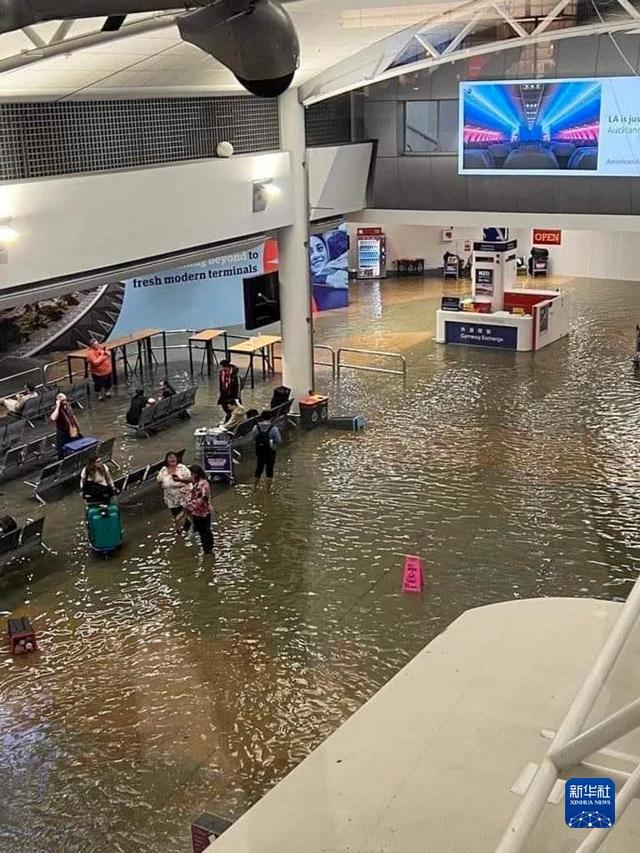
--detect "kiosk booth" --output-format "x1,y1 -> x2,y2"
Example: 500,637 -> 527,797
435,239 -> 569,352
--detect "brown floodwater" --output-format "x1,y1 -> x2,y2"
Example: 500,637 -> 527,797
1,275 -> 639,852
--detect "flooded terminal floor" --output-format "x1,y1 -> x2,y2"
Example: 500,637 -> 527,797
1,275 -> 640,853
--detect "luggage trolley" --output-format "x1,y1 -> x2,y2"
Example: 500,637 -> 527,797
197,428 -> 239,485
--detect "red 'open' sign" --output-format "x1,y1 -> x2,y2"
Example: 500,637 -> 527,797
532,229 -> 562,245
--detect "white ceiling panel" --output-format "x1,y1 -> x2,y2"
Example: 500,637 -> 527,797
0,0 -> 448,99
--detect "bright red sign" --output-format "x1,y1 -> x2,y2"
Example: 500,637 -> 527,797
532,229 -> 562,245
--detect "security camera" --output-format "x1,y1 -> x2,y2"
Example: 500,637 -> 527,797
178,0 -> 299,98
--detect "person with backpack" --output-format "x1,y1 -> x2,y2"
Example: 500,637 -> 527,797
252,410 -> 282,492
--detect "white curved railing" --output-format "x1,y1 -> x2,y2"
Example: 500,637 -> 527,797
497,576 -> 640,852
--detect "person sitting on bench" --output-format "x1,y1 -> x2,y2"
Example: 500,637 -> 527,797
222,399 -> 247,433
1,383 -> 37,414
160,379 -> 176,399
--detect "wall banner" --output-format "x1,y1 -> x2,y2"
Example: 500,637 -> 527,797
109,241 -> 278,338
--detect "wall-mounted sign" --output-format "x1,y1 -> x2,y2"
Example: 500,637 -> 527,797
533,229 -> 562,245
463,240 -> 472,253
445,321 -> 518,349
442,228 -> 454,242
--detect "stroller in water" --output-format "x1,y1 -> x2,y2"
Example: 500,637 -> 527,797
201,429 -> 240,485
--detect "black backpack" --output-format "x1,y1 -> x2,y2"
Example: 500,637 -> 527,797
255,424 -> 274,451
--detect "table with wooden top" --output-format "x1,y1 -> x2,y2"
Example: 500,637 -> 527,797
66,328 -> 168,385
188,329 -> 229,376
228,334 -> 282,389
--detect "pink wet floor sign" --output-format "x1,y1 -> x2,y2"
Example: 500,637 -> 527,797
402,555 -> 424,593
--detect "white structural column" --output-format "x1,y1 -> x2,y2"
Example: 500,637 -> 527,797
278,87 -> 314,403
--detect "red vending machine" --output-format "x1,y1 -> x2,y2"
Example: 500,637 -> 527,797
356,227 -> 387,279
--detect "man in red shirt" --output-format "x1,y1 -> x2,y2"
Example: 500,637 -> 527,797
87,339 -> 113,401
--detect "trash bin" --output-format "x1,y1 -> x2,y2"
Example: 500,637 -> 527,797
299,394 -> 329,431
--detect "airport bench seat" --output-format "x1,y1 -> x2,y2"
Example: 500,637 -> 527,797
129,389 -> 197,437
24,436 -> 118,504
8,387 -> 58,427
0,420 -> 27,455
0,432 -> 58,482
0,516 -> 47,574
113,450 -> 186,504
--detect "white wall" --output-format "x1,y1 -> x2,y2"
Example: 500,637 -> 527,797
0,151 -> 293,289
307,143 -> 373,222
348,210 -> 640,282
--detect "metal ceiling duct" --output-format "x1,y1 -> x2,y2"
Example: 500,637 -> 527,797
0,0 -> 300,97
178,0 -> 299,97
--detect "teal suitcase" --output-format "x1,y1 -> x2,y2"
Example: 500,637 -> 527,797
86,503 -> 122,555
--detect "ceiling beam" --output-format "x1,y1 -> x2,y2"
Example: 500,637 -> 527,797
0,13 -> 177,75
616,0 -> 640,20
21,25 -> 46,49
414,33 -> 440,58
441,12 -> 484,55
492,3 -> 528,38
50,19 -> 75,44
301,18 -> 637,105
532,0 -> 572,35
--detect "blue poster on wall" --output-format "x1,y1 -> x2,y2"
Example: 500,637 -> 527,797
109,243 -> 271,338
310,222 -> 349,312
445,321 -> 518,349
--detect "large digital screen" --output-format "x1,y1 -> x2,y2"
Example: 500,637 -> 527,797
459,77 -> 640,176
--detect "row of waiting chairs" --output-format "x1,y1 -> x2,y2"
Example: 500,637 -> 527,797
7,382 -> 88,428
130,388 -> 197,437
0,420 -> 27,455
113,450 -> 186,503
0,432 -> 58,482
0,517 -> 46,572
25,436 -> 118,504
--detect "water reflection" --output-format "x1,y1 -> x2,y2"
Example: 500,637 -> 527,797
1,276 -> 639,852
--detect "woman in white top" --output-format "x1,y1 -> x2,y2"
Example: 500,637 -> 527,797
80,455 -> 115,504
156,451 -> 192,528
